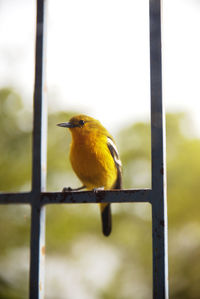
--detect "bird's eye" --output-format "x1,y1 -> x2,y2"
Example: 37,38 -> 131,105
79,120 -> 85,126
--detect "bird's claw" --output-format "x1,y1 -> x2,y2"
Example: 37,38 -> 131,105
93,186 -> 105,193
62,186 -> 86,192
62,187 -> 72,192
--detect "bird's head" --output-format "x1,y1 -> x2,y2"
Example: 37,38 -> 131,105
57,114 -> 107,137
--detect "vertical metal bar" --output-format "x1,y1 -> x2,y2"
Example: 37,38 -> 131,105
32,0 -> 47,193
30,206 -> 46,299
30,0 -> 47,298
150,0 -> 169,298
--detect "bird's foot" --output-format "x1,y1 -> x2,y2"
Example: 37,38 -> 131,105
93,186 -> 105,192
62,187 -> 72,192
62,186 -> 86,192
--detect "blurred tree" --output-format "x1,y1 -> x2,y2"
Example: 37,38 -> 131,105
0,88 -> 31,192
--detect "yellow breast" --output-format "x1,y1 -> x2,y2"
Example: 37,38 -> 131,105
69,133 -> 117,189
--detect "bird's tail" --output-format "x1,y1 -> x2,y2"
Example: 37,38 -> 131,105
100,203 -> 112,236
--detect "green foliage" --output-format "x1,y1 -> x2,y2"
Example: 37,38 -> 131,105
0,88 -> 200,298
0,88 -> 32,192
118,121 -> 151,189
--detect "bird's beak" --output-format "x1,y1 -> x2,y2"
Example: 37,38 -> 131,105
57,122 -> 75,128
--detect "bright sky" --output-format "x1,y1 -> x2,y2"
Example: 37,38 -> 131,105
0,0 -> 200,135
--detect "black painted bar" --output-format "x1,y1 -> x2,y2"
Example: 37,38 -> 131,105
150,0 -> 169,298
29,0 -> 47,298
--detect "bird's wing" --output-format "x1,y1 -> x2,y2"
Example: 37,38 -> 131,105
107,137 -> 122,189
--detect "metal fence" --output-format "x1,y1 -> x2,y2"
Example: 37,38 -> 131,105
0,0 -> 168,298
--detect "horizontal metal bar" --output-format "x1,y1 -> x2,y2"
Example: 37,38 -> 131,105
0,189 -> 153,205
40,189 -> 153,205
0,192 -> 32,204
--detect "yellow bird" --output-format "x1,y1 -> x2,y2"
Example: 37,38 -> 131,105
57,114 -> 122,236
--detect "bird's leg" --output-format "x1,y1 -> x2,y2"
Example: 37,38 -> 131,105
62,185 -> 86,192
93,186 -> 105,192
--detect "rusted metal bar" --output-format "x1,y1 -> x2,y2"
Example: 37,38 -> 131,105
29,0 -> 47,298
30,205 -> 46,299
150,0 -> 169,298
40,189 -> 153,205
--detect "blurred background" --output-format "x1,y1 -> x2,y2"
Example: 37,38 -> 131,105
0,0 -> 200,298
